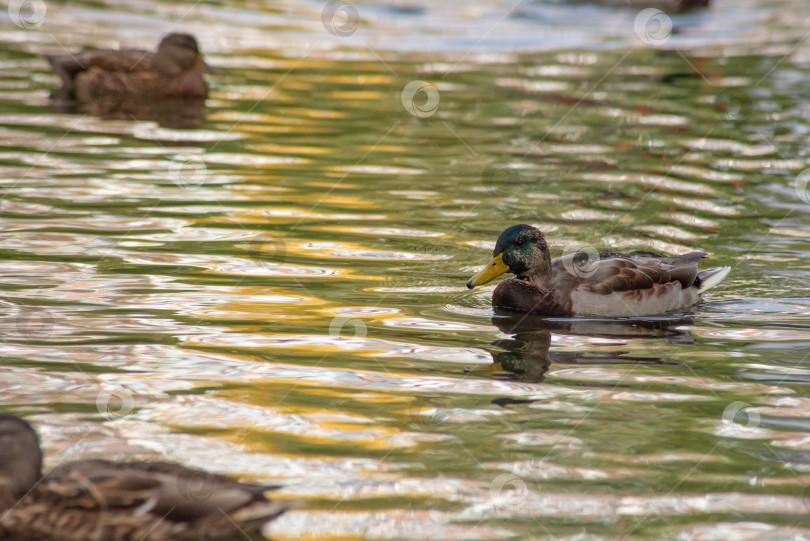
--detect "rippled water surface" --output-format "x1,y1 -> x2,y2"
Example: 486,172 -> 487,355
3,0 -> 810,538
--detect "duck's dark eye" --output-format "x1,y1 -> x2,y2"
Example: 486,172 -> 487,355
515,238 -> 525,247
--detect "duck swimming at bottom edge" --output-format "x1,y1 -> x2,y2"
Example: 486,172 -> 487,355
0,414 -> 292,541
467,224 -> 730,317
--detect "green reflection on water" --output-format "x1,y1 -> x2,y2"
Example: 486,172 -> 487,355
1,3 -> 810,539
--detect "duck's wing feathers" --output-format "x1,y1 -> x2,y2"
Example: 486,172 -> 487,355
590,251 -> 705,293
4,459 -> 289,541
40,459 -> 288,523
38,459 -> 159,510
553,251 -> 706,293
45,49 -> 157,87
77,49 -> 158,73
551,251 -> 709,317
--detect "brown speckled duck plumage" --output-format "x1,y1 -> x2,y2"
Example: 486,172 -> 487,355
45,33 -> 217,105
0,414 -> 291,541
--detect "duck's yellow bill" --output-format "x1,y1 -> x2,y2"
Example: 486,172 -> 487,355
467,253 -> 510,289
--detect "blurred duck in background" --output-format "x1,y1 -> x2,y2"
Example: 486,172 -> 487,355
0,414 -> 292,541
44,33 -> 219,127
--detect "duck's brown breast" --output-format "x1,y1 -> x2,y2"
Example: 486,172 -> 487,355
492,278 -> 571,317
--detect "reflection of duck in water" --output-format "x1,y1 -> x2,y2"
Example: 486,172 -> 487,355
488,327 -> 553,382
0,414 -> 291,540
467,225 -> 729,317
45,34 -> 218,127
481,312 -> 694,384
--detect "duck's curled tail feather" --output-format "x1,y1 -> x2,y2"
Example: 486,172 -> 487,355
695,266 -> 730,294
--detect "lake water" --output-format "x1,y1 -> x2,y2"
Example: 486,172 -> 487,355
2,0 -> 810,538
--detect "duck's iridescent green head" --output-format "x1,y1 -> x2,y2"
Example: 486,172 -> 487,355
467,224 -> 549,289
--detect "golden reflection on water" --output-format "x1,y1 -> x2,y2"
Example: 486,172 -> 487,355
2,0 -> 810,538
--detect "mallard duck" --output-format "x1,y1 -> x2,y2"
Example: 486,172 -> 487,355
45,33 -> 218,104
0,414 -> 291,541
466,224 -> 729,317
